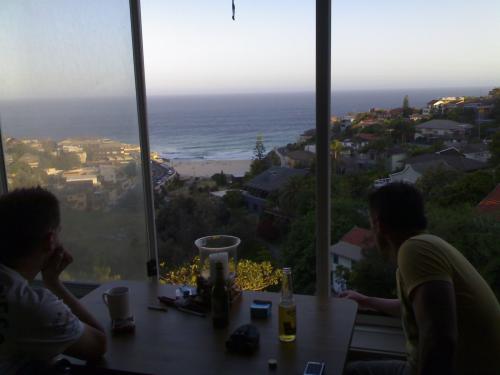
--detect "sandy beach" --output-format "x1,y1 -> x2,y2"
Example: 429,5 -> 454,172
171,159 -> 252,178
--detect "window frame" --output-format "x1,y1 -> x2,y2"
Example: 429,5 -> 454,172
315,0 -> 332,297
0,123 -> 7,195
130,0 -> 159,281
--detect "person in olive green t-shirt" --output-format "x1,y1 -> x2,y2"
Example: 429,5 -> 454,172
342,183 -> 500,375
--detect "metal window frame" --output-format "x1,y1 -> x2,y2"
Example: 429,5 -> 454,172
0,120 -> 8,195
315,0 -> 332,297
130,0 -> 159,280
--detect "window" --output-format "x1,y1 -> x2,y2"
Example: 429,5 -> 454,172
0,0 -> 150,282
141,1 -> 317,293
329,0 -> 500,300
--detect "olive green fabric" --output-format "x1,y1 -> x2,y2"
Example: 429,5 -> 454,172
396,234 -> 500,375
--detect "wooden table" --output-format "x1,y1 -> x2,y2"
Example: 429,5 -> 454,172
80,281 -> 357,375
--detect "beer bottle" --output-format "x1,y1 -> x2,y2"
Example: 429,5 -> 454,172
279,267 -> 296,342
211,261 -> 229,329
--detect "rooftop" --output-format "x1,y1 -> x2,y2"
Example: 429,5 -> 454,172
245,166 -> 308,194
341,226 -> 375,249
285,150 -> 315,162
416,119 -> 473,131
405,153 -> 487,174
477,184 -> 500,217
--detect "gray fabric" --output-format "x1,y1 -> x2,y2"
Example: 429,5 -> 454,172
344,360 -> 411,375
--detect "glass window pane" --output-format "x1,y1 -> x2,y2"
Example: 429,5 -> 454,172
330,1 -> 500,299
0,0 -> 149,281
142,1 -> 317,294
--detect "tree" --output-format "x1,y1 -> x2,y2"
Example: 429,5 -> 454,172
489,131 -> 500,166
347,249 -> 397,298
388,118 -> 414,144
247,136 -> 269,178
402,95 -> 411,118
427,205 -> 500,299
330,140 -> 343,161
211,170 -> 227,187
281,210 -> 316,294
253,135 -> 266,161
489,88 -> 500,123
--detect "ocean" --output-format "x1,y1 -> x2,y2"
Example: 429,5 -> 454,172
0,87 -> 491,160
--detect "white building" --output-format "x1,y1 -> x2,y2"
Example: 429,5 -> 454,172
415,119 -> 473,141
330,227 -> 374,293
99,164 -> 118,183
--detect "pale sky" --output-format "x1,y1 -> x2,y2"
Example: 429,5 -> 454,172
1,0 -> 500,99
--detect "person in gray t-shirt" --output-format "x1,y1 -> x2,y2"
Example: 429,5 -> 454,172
0,187 -> 106,374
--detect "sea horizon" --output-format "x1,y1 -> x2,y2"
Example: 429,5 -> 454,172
0,86 -> 495,161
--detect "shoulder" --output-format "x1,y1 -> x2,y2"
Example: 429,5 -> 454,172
10,283 -> 70,325
398,234 -> 450,265
398,234 -> 453,297
16,287 -> 83,347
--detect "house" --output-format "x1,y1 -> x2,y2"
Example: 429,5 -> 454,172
427,97 -> 465,114
284,150 -> 315,168
389,153 -> 487,184
18,153 -> 40,169
460,143 -> 491,163
61,145 -> 87,163
304,144 -> 316,154
44,168 -> 63,176
330,227 -> 374,292
414,119 -> 473,142
298,128 -> 316,143
99,164 -> 118,183
385,146 -> 408,172
438,143 -> 491,163
463,100 -> 495,124
477,184 -> 500,220
356,133 -> 381,143
340,115 -> 354,132
5,154 -> 13,165
409,113 -> 426,122
63,168 -> 100,186
244,167 -> 308,212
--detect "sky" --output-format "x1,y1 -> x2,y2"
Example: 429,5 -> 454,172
1,0 -> 500,99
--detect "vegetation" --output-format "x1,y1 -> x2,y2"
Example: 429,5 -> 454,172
402,95 -> 411,118
160,256 -> 282,291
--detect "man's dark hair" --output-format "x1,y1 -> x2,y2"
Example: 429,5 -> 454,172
369,182 -> 427,233
0,187 -> 60,266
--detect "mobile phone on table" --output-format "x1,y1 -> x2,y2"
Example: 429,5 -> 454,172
303,361 -> 325,375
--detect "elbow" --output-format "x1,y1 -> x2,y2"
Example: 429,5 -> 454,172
95,331 -> 107,358
86,331 -> 107,363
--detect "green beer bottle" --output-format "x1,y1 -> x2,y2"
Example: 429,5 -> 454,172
212,261 -> 229,329
279,267 -> 296,342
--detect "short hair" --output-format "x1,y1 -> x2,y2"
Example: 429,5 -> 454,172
368,182 -> 427,233
0,187 -> 60,265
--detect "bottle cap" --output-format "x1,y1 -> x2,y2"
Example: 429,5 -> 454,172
268,359 -> 277,370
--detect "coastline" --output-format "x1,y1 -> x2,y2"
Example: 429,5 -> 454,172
170,159 -> 251,178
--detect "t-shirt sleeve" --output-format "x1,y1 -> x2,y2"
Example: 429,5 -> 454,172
398,238 -> 453,298
16,288 -> 84,360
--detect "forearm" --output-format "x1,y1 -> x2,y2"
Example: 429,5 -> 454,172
45,281 -> 104,333
365,297 -> 401,317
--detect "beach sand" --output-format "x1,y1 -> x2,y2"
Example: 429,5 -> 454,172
171,159 -> 251,178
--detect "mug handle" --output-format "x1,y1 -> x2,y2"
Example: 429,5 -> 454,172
102,292 -> 109,306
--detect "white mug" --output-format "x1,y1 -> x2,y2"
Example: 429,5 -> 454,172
102,286 -> 131,320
